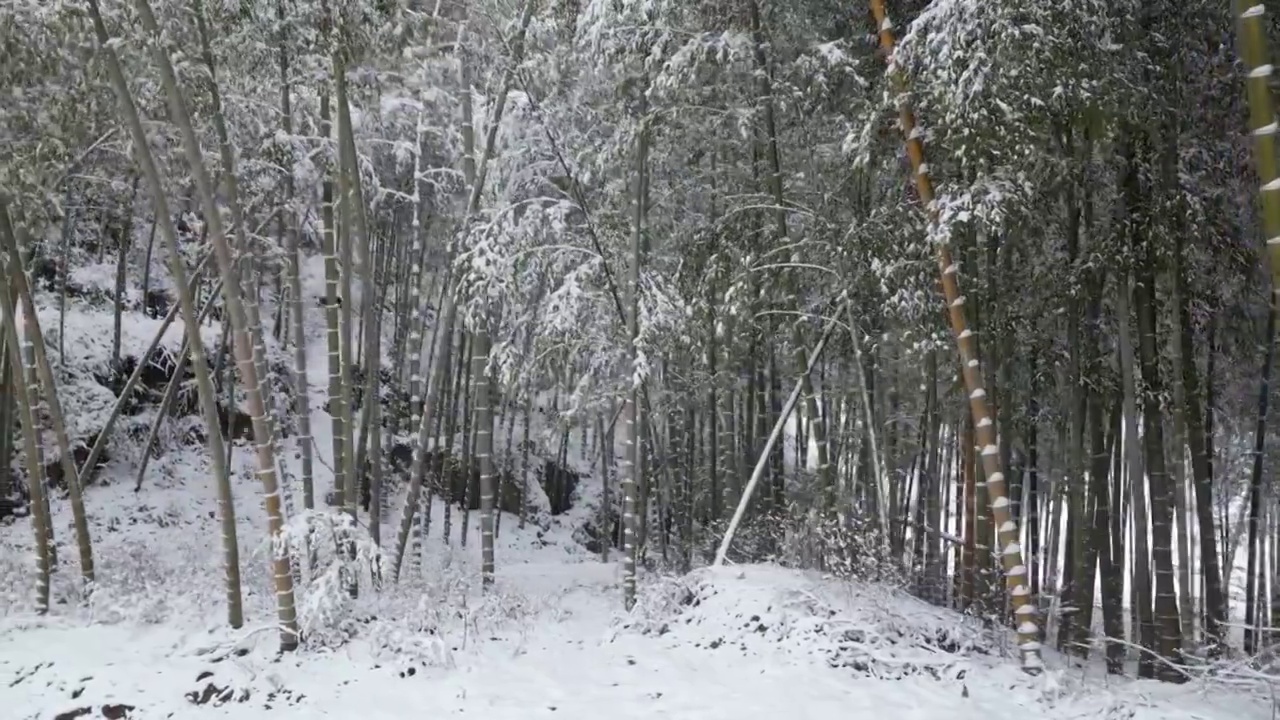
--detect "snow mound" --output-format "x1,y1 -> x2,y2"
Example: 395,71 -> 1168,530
623,564 -> 994,681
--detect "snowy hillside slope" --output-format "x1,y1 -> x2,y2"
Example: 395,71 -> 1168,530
1,254 -> 1275,720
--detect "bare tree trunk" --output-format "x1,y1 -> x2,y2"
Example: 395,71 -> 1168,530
0,274 -> 51,613
1237,0 -> 1280,653
405,112 -> 433,432
105,0 -> 298,647
111,177 -> 140,374
192,0 -> 284,489
1245,298 -> 1275,653
0,202 -> 96,587
1098,403 -> 1126,674
850,324 -> 889,542
277,0 -> 315,511
1172,230 -> 1225,652
334,52 -> 360,546
621,108 -> 648,610
1117,263 -> 1153,675
1132,197 -> 1184,678
0,343 -> 12,503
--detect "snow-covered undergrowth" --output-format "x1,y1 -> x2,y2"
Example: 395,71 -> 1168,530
0,458 -> 605,719
622,565 -> 992,681
3,486 -> 1276,720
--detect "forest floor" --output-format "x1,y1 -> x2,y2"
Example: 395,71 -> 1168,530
2,256 -> 1276,719
0,469 -> 1273,720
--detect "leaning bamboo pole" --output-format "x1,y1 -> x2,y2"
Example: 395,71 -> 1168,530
866,0 -> 1042,672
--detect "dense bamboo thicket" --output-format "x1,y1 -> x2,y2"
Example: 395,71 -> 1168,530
3,0 -> 1280,680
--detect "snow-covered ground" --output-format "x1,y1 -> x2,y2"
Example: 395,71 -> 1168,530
3,464 -> 1273,720
4,556 -> 1272,720
3,256 -> 1277,720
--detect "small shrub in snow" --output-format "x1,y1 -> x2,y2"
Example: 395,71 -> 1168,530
365,606 -> 455,670
275,509 -> 384,650
0,547 -> 33,616
1181,648 -> 1280,701
618,574 -> 696,636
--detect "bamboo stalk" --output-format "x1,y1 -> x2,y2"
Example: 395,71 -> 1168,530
867,0 -> 1042,672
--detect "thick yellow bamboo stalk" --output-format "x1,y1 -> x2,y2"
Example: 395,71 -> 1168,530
1238,4 -> 1280,284
867,0 -> 1042,672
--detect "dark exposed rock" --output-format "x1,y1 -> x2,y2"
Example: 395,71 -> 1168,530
51,702 -> 135,720
143,289 -> 172,319
96,347 -> 185,416
215,404 -> 256,442
579,510 -> 622,555
31,256 -> 60,291
44,437 -> 108,488
186,682 -> 234,706
101,704 -> 135,719
537,459 -> 578,515
0,488 -> 29,521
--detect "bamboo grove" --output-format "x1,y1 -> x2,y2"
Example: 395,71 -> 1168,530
2,0 -> 1280,683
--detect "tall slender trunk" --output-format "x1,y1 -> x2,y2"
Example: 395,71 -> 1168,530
1245,298 -> 1276,653
334,54 -> 360,543
192,0 -> 283,490
1026,351 -> 1040,601
923,350 -> 942,593
1070,273 -> 1109,657
849,325 -> 889,542
277,0 -> 315,511
112,0 -> 298,647
0,274 -> 51,613
1107,394 -> 1128,669
1167,317 -> 1195,648
1171,234 -> 1226,651
0,342 -> 12,503
83,4 -> 254,627
708,301 -> 720,522
111,178 -> 139,374
961,412 -> 976,609
405,111 -> 432,443
868,0 -> 1041,670
621,109 -> 648,610
1131,182 -> 1184,677
316,0 -> 346,521
1061,162 -> 1087,652
0,203 -> 96,587
1098,403 -> 1125,674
